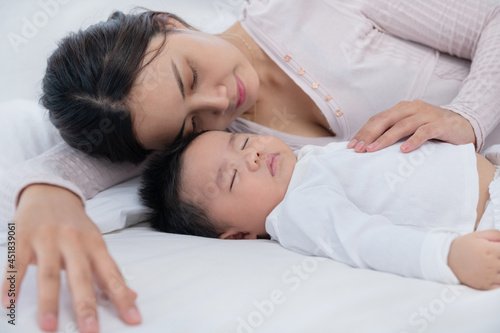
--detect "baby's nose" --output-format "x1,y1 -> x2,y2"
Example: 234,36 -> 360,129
245,149 -> 261,171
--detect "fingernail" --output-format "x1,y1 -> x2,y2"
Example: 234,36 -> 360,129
125,307 -> 142,324
81,315 -> 98,333
354,141 -> 365,152
347,139 -> 357,149
401,142 -> 411,152
366,142 -> 378,151
40,313 -> 58,332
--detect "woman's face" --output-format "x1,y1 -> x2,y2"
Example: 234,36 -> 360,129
129,28 -> 259,150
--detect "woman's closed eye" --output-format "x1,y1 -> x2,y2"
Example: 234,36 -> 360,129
190,64 -> 198,90
191,117 -> 198,133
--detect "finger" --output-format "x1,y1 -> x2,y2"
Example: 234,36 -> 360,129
348,114 -> 399,151
90,245 -> 141,326
2,242 -> 31,308
477,229 -> 500,243
365,115 -> 426,152
62,241 -> 100,333
400,123 -> 442,153
2,266 -> 27,308
94,281 -> 137,302
93,260 -> 141,325
349,103 -> 413,151
36,248 -> 61,332
489,266 -> 500,289
129,288 -> 138,300
492,242 -> 500,261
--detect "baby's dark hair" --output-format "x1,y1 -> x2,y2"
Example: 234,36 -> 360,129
139,131 -> 222,238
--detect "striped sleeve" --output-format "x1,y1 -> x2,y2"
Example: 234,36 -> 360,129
361,0 -> 500,150
0,142 -> 141,227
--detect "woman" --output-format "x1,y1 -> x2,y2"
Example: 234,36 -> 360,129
2,0 -> 500,332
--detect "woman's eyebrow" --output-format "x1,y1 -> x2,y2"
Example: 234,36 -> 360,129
171,60 -> 185,100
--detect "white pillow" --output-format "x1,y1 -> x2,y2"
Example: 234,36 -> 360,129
0,99 -> 62,170
0,99 -> 147,235
85,176 -> 148,234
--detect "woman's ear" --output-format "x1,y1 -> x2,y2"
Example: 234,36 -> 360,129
219,231 -> 252,240
154,14 -> 186,29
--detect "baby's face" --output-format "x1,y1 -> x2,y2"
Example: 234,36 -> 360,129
181,131 -> 297,239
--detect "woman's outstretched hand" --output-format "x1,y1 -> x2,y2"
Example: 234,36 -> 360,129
347,100 -> 476,153
1,184 -> 141,333
448,230 -> 500,290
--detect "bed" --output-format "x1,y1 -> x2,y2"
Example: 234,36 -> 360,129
1,1 -> 500,332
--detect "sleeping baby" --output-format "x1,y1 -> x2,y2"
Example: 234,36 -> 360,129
139,130 -> 500,290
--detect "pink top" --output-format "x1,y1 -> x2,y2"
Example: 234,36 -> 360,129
1,0 -> 500,225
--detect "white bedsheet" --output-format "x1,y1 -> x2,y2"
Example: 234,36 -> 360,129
1,0 -> 500,332
2,222 -> 500,333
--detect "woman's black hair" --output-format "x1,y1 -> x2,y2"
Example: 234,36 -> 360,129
41,9 -> 194,164
139,131 -> 222,238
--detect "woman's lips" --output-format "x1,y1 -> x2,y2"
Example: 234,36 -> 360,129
235,74 -> 246,109
266,154 -> 279,176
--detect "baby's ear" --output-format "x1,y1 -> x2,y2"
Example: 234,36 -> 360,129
154,14 -> 187,29
219,231 -> 249,240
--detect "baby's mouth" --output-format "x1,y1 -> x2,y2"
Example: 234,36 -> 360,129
266,154 -> 279,176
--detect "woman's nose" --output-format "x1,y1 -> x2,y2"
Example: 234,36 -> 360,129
192,84 -> 229,115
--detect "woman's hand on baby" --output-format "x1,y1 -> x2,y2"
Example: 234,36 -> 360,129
448,230 -> 500,290
347,100 -> 476,153
1,184 -> 141,333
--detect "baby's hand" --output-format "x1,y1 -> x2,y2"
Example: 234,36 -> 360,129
448,230 -> 500,290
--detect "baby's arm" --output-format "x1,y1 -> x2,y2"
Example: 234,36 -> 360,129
270,186 -> 460,284
448,230 -> 500,290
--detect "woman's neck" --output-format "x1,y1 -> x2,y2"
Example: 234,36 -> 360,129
222,22 -> 268,72
221,22 -> 289,120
